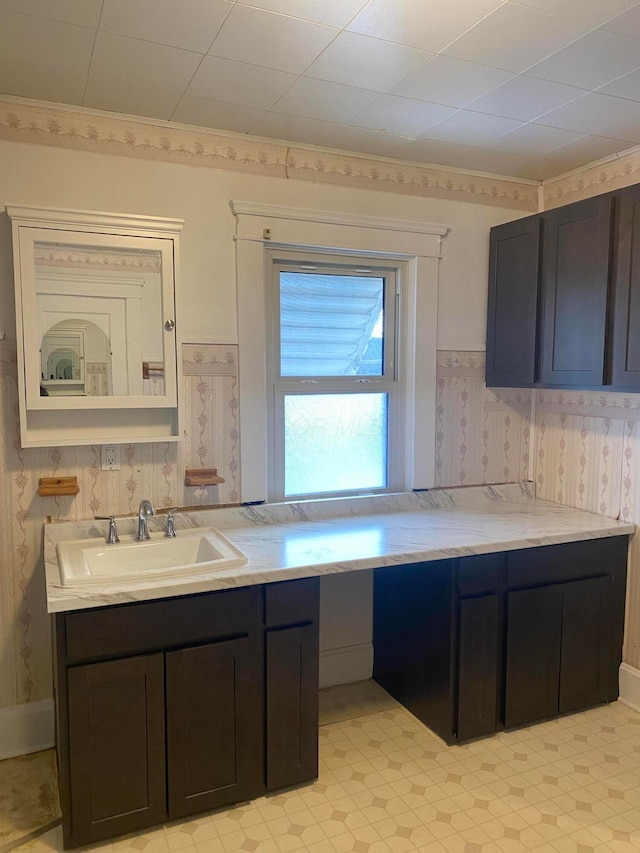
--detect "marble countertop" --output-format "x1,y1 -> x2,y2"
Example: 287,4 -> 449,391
44,483 -> 635,613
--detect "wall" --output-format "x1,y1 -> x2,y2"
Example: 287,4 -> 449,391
0,116 -> 532,750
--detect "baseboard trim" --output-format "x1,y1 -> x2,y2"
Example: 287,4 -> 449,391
0,699 -> 55,760
319,643 -> 373,688
618,663 -> 640,713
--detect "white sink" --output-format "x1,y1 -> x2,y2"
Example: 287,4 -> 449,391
57,527 -> 248,586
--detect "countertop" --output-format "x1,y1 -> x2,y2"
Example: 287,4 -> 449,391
44,483 -> 635,614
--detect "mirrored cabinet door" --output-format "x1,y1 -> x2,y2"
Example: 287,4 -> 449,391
7,206 -> 183,447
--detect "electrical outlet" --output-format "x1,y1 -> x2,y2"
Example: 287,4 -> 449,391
101,445 -> 120,471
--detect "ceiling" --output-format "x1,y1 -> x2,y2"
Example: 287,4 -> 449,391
4,0 -> 640,182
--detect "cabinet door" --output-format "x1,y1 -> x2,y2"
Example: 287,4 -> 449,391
559,576 -> 609,713
457,594 -> 499,741
67,654 -> 166,846
486,215 -> 540,387
540,195 -> 613,386
504,585 -> 563,728
166,637 -> 263,819
266,623 -> 319,790
612,184 -> 640,387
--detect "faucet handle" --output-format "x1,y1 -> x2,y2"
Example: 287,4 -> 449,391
95,515 -> 120,544
165,507 -> 178,538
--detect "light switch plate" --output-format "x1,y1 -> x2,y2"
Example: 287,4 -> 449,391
101,445 -> 120,471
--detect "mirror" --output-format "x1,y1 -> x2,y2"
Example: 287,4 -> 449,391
7,205 -> 183,448
34,241 -> 165,398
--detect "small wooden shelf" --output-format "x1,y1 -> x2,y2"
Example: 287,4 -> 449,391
184,468 -> 225,487
38,476 -> 79,497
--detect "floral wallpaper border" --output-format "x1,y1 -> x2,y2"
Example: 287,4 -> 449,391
543,146 -> 640,209
0,97 -> 537,211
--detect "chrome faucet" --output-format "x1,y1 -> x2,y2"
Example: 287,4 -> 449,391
164,508 -> 178,538
95,514 -> 120,544
136,499 -> 155,541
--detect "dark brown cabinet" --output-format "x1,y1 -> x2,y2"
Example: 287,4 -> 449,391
373,536 -> 627,744
486,215 -> 540,387
166,637 -> 262,819
612,184 -> 640,388
485,185 -> 640,390
66,654 -> 167,844
55,580 -> 319,849
540,195 -> 613,386
264,578 -> 320,791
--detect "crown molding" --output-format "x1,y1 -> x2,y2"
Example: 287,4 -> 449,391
0,97 -> 537,211
230,201 -> 450,236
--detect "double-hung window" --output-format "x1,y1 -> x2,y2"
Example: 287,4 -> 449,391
267,250 -> 403,501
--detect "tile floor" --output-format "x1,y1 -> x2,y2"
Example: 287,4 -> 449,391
11,681 -> 640,853
0,749 -> 59,853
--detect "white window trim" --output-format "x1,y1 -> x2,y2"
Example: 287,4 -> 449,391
231,201 -> 449,504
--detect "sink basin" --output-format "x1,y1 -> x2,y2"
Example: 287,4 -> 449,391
57,526 -> 248,586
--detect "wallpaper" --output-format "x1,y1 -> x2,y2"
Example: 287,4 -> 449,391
3,341 -> 640,712
0,340 -> 238,710
434,351 -> 531,488
0,98 -> 537,211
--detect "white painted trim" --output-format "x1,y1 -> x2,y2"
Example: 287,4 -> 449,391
230,201 -> 450,237
233,204 -> 443,502
0,699 -> 55,760
619,663 -> 640,713
6,204 -> 184,235
319,643 -> 373,689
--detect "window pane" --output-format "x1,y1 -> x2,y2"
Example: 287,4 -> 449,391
280,272 -> 384,377
284,393 -> 388,497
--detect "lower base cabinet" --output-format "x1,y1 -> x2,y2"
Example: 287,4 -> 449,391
374,536 -> 628,744
55,579 -> 319,849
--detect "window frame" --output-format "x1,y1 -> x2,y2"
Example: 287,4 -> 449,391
266,250 -> 405,502
232,200 -> 447,504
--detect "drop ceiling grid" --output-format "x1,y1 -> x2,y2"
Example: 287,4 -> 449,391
2,0 -> 640,180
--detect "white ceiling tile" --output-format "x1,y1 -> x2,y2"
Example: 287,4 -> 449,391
468,76 -> 584,121
187,57 -> 296,110
0,0 -> 101,28
349,94 -> 458,137
423,110 -> 523,145
99,0 -> 233,53
272,78 -> 380,123
0,57 -> 86,104
544,134 -> 637,163
603,4 -> 640,38
391,56 -> 514,108
84,81 -> 182,120
534,92 -> 640,135
527,29 -> 640,89
171,95 -> 266,132
443,4 -> 590,72
512,154 -> 581,180
250,112 -> 342,145
346,0 -> 505,53
597,117 -> 640,144
88,32 -> 202,96
208,5 -> 338,75
513,0 -> 640,27
598,68 -> 640,101
305,32 -> 431,92
492,123 -> 584,155
393,137 -> 532,176
0,10 -> 94,75
234,0 -> 369,28
323,126 -> 412,157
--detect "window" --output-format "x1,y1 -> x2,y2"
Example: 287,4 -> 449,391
267,251 -> 403,501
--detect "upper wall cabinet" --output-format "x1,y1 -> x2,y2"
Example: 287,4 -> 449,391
486,214 -> 540,387
539,195 -> 613,387
486,187 -> 640,391
7,206 -> 183,447
611,184 -> 640,388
